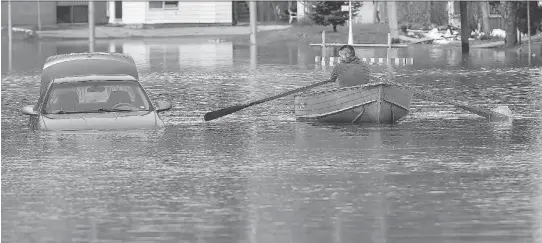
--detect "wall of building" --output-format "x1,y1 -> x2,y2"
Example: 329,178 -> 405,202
115,1 -> 147,24
145,2 -> 232,24
1,1 -> 57,27
115,1 -> 232,25
1,1 -> 108,27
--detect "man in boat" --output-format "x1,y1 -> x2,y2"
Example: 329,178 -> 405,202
329,45 -> 372,88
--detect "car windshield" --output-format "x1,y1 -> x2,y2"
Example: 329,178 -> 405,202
43,80 -> 151,114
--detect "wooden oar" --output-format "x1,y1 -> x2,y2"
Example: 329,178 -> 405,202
203,79 -> 334,121
381,77 -> 512,122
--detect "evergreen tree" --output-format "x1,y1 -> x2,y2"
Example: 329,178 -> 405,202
310,1 -> 362,32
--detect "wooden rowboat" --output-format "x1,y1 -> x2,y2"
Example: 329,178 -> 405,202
294,82 -> 413,124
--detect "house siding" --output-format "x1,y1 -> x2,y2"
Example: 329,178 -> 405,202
214,2 -> 233,23
144,2 -> 232,24
120,2 -> 147,24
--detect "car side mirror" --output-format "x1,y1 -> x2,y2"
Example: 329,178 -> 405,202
155,101 -> 172,112
21,105 -> 38,116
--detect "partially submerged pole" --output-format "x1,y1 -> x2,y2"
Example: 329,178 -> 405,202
348,0 -> 353,45
8,0 -> 13,72
88,0 -> 95,52
527,1 -> 532,64
322,30 -> 326,61
459,1 -> 469,53
37,0 -> 42,31
249,1 -> 257,46
250,44 -> 257,70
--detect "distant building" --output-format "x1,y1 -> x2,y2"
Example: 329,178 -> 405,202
1,1 -> 108,27
2,1 -> 235,28
107,1 -> 233,26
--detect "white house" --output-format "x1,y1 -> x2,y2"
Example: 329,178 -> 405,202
107,1 -> 232,25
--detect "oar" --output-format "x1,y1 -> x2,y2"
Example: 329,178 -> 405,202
203,79 -> 334,121
381,77 -> 512,122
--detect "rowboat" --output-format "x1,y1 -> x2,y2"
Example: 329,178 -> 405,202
294,82 -> 413,124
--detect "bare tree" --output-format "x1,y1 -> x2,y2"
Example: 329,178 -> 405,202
479,1 -> 491,34
490,1 -> 519,47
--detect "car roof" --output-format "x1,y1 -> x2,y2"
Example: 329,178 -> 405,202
40,52 -> 139,96
53,75 -> 138,84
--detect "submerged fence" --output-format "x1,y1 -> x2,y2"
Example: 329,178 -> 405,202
311,31 -> 414,66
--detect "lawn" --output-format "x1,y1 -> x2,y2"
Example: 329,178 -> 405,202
230,23 -> 391,46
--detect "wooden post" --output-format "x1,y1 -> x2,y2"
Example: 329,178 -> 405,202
8,0 -> 13,72
387,33 -> 391,48
348,0 -> 353,44
249,1 -> 257,46
37,0 -> 42,31
527,0 -> 532,64
459,1 -> 469,53
89,0 -> 95,52
321,31 -> 326,60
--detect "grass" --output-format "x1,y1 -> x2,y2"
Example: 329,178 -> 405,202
229,23 -> 391,45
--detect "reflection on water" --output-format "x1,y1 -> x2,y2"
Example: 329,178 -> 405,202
2,37 -> 542,243
2,38 -> 542,75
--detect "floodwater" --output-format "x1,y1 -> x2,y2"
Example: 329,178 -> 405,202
2,37 -> 542,243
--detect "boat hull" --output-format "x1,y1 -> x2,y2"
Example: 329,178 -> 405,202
294,82 -> 413,124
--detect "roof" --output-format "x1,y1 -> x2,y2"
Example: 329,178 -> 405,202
40,52 -> 139,95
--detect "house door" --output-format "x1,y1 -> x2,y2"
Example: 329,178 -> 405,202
114,1 -> 122,19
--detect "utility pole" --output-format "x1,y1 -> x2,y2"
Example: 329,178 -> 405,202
527,0 -> 532,64
89,0 -> 96,52
37,0 -> 42,31
459,1 -> 469,53
249,1 -> 257,46
8,0 -> 13,72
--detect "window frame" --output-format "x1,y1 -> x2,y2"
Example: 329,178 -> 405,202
148,1 -> 179,11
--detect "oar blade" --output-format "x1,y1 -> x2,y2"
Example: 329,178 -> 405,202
203,105 -> 248,121
454,104 -> 511,121
490,106 -> 513,122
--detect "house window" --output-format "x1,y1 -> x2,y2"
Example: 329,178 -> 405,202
149,1 -> 178,10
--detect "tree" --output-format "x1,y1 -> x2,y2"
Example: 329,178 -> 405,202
490,1 -> 542,47
310,1 -> 362,32
516,1 -> 542,35
480,1 -> 491,34
490,1 -> 519,47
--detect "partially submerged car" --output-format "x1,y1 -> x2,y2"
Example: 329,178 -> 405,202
21,52 -> 172,131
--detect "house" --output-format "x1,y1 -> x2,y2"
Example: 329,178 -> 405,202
107,1 -> 233,26
1,1 -> 108,27
2,1 -> 235,28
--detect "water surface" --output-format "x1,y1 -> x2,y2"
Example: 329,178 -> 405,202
2,38 -> 542,243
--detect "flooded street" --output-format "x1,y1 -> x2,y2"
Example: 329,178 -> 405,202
2,38 -> 542,243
